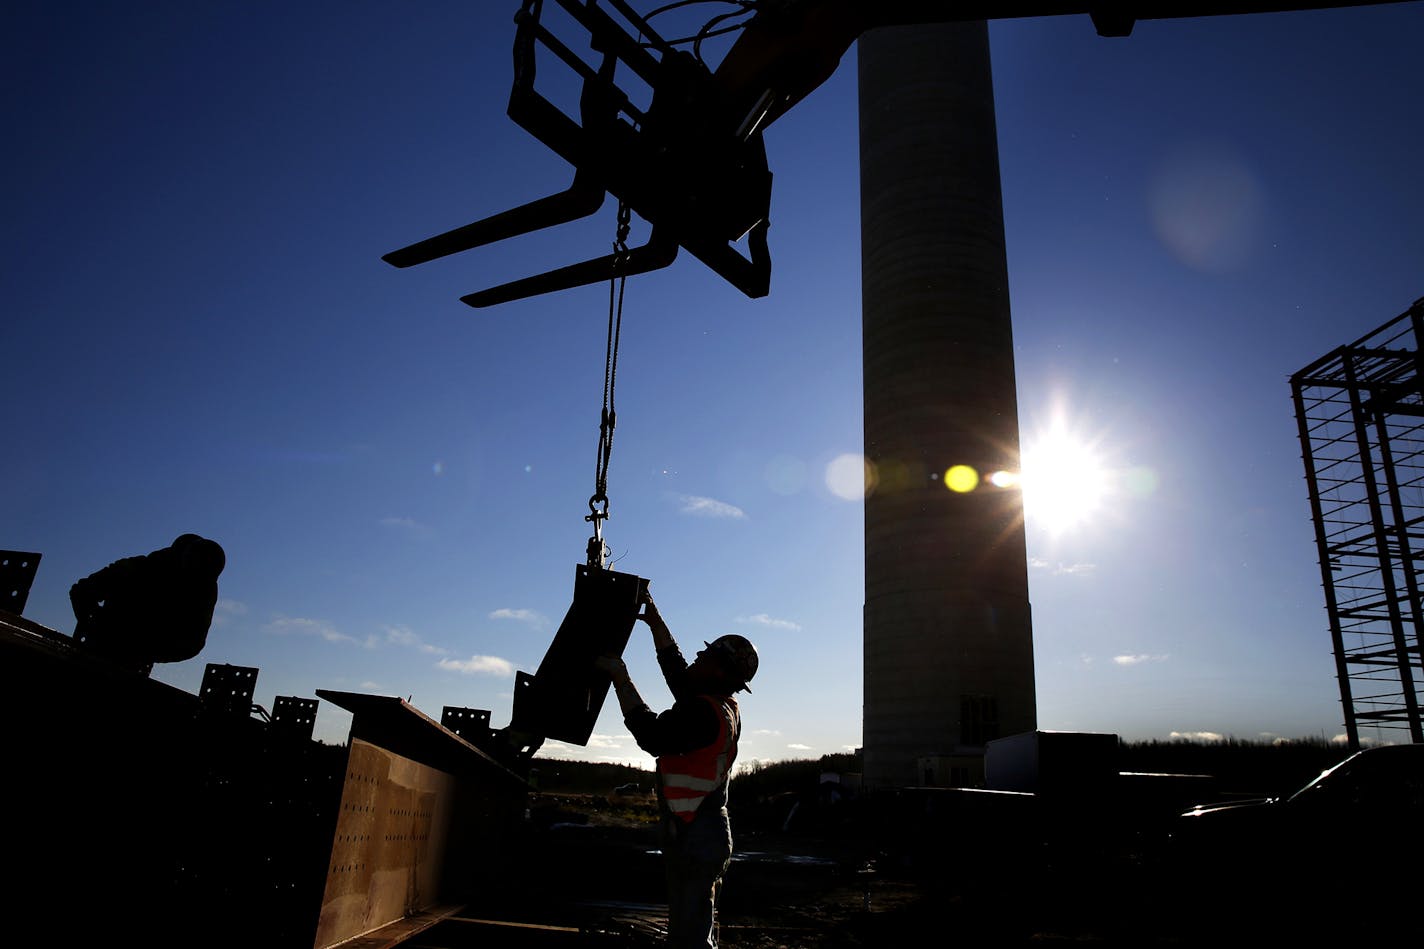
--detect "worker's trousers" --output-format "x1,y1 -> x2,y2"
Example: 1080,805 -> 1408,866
661,806 -> 733,948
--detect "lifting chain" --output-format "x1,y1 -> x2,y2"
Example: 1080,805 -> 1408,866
586,201 -> 632,567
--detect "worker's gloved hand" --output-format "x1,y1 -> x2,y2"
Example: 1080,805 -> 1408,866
638,590 -> 665,625
594,655 -> 629,684
637,589 -> 674,649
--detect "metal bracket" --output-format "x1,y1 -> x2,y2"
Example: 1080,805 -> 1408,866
199,663 -> 259,721
0,551 -> 41,616
270,695 -> 319,741
509,563 -> 647,745
440,706 -> 493,746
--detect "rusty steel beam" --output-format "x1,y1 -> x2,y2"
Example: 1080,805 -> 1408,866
312,691 -> 528,949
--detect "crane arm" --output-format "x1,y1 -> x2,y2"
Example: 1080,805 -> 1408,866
716,0 -> 1415,140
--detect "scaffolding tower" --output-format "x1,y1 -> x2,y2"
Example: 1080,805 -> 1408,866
1291,297 -> 1424,750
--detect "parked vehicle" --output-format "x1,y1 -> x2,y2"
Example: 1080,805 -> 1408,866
1167,743 -> 1422,941
1177,741 -> 1422,830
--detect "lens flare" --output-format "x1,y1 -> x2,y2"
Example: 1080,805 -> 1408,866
826,453 -> 876,500
944,465 -> 979,493
989,470 -> 1019,489
1148,142 -> 1263,273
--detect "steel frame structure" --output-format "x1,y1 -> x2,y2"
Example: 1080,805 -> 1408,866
1292,297 -> 1424,749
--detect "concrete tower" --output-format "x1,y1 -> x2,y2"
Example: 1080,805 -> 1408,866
859,22 -> 1036,788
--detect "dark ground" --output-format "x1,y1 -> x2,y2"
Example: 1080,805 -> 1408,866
451,778 -> 1411,949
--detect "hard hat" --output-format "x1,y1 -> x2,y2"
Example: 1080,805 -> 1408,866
704,634 -> 758,692
175,534 -> 226,575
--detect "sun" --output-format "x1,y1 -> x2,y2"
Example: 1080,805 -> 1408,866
1019,419 -> 1111,535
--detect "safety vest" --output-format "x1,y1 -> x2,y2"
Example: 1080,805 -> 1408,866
659,695 -> 740,823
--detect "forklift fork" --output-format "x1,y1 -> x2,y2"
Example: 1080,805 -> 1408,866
462,226 -> 678,308
382,169 -> 605,269
384,0 -> 772,307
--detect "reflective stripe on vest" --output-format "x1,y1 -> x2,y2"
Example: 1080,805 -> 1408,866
659,695 -> 740,823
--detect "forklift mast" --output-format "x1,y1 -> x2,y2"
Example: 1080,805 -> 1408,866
385,0 -> 773,307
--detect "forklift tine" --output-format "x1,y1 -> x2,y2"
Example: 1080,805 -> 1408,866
460,229 -> 678,308
382,172 -> 605,269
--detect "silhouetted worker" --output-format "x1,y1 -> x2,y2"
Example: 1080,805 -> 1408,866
70,533 -> 226,672
597,590 -> 758,949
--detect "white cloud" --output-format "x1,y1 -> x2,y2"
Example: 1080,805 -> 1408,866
1113,653 -> 1169,666
380,516 -> 420,529
736,757 -> 776,772
585,733 -> 632,750
1170,731 -> 1224,742
736,613 -> 801,631
1333,734 -> 1385,747
212,599 -> 247,626
384,625 -> 449,656
536,740 -> 649,768
438,654 -> 515,676
540,738 -> 625,755
1030,558 -> 1097,576
386,625 -> 418,646
490,608 -> 545,626
266,615 -> 355,644
677,494 -> 746,519
360,680 -> 381,690
535,741 -> 582,760
787,743 -> 812,751
752,729 -> 782,737
587,754 -> 649,765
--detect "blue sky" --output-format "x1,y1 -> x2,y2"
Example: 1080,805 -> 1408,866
4,2 -> 1421,764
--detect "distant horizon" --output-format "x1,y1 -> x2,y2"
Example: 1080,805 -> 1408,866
0,566 -> 1398,768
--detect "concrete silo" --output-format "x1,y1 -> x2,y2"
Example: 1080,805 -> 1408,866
859,21 -> 1036,788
